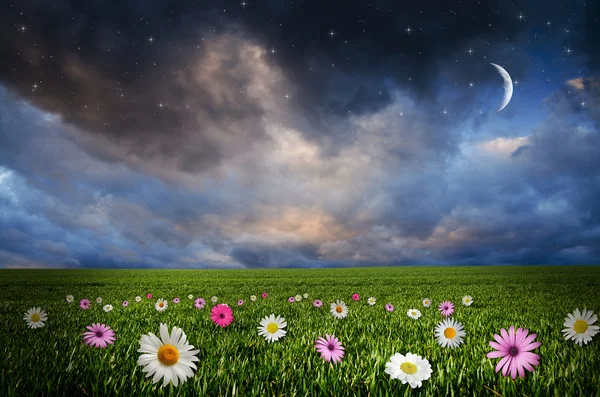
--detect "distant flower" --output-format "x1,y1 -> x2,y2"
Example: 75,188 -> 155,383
237,299 -> 244,306
330,300 -> 348,319
210,304 -> 234,327
95,297 -> 102,304
385,353 -> 432,389
80,299 -> 91,310
313,299 -> 323,308
187,294 -> 194,300
288,297 -> 295,303
262,292 -> 268,298
173,297 -> 180,304
137,323 -> 199,387
487,326 -> 540,379
258,314 -> 287,343
23,307 -> 47,329
367,297 -> 376,306
435,318 -> 466,348
122,301 -> 129,307
155,299 -> 168,312
407,309 -> 422,320
352,293 -> 360,301
146,293 -> 153,299
462,296 -> 473,306
303,293 -> 309,299
439,301 -> 454,317
250,295 -> 257,302
315,334 -> 345,363
211,296 -> 218,303
295,294 -> 302,302
135,296 -> 142,303
385,303 -> 394,312
194,297 -> 206,309
82,323 -> 115,348
66,295 -> 74,303
562,308 -> 599,346
422,298 -> 432,308
103,304 -> 113,313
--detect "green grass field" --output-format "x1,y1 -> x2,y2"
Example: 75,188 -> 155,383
1,266 -> 599,396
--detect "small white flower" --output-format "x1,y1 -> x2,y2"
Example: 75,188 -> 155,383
250,295 -> 257,302
407,309 -> 422,320
135,296 -> 142,302
384,352 -> 433,389
103,304 -> 113,312
435,318 -> 466,348
303,293 -> 309,299
257,314 -> 287,343
422,298 -> 432,308
66,295 -> 74,303
367,297 -> 376,306
562,308 -> 599,346
210,296 -> 218,303
462,295 -> 473,306
95,297 -> 102,304
188,294 -> 194,300
295,294 -> 302,302
330,300 -> 348,319
23,307 -> 47,329
155,298 -> 168,312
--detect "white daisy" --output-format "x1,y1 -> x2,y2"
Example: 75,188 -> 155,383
303,293 -> 309,299
135,296 -> 142,302
210,296 -> 218,303
187,294 -> 194,300
330,300 -> 348,319
407,309 -> 422,320
295,294 -> 302,302
435,318 -> 466,348
66,295 -> 74,303
462,295 -> 473,306
137,323 -> 199,387
257,314 -> 287,343
562,308 -> 599,346
95,297 -> 103,304
250,295 -> 257,302
103,304 -> 113,312
422,298 -> 432,308
367,297 -> 376,306
23,307 -> 47,329
384,352 -> 433,389
155,298 -> 168,312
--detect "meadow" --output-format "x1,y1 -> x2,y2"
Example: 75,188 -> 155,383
0,266 -> 599,397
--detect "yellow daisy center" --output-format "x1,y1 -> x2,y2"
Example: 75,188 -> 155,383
465,298 -> 470,302
411,311 -> 417,316
30,313 -> 41,322
336,306 -> 343,313
157,344 -> 179,366
425,300 -> 429,304
159,302 -> 164,307
444,327 -> 457,338
573,320 -> 589,334
266,323 -> 279,333
400,362 -> 417,374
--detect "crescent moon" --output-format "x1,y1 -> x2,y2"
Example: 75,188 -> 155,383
490,63 -> 513,112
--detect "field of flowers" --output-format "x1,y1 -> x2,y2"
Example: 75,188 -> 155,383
1,266 -> 599,396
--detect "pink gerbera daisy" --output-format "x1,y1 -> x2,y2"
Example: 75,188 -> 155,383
80,299 -> 91,310
122,300 -> 129,307
146,293 -> 152,299
262,292 -> 268,298
237,299 -> 244,306
194,297 -> 206,309
352,293 -> 360,301
82,323 -> 116,348
385,303 -> 394,312
288,297 -> 295,303
315,334 -> 345,363
313,299 -> 323,307
439,301 -> 455,317
210,304 -> 234,327
173,297 -> 180,304
487,326 -> 541,379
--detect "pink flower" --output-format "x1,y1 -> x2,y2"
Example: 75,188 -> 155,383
439,301 -> 455,317
210,304 -> 234,327
237,299 -> 244,306
262,292 -> 268,298
122,300 -> 129,307
315,334 -> 345,363
173,297 -> 180,304
313,299 -> 323,307
79,299 -> 91,310
194,297 -> 205,309
288,297 -> 295,303
352,294 -> 360,301
487,326 -> 541,379
82,323 -> 116,348
146,293 -> 152,299
385,303 -> 394,312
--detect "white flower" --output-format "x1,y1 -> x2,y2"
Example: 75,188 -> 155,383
330,300 -> 348,319
95,297 -> 102,304
23,307 -> 47,329
303,293 -> 309,299
103,304 -> 113,312
422,298 -> 432,308
210,296 -> 218,303
66,295 -> 74,303
294,294 -> 302,302
187,294 -> 194,300
250,295 -> 257,302
137,323 -> 199,387
462,295 -> 473,306
135,296 -> 142,302
435,318 -> 466,348
367,297 -> 376,306
562,308 -> 599,346
385,352 -> 433,389
155,298 -> 168,312
257,314 -> 287,343
407,309 -> 422,320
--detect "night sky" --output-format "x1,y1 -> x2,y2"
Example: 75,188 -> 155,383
1,0 -> 599,268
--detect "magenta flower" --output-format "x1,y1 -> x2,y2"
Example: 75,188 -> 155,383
210,304 -> 234,327
237,299 -> 244,306
439,301 -> 455,317
79,299 -> 91,310
194,297 -> 206,309
313,299 -> 323,307
288,297 -> 295,303
385,303 -> 394,312
82,323 -> 116,348
352,293 -> 360,301
262,292 -> 268,298
173,297 -> 180,304
122,300 -> 129,307
487,326 -> 541,379
146,293 -> 152,299
315,334 -> 345,363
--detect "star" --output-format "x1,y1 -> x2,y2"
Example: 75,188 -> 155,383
328,30 -> 336,38
546,20 -> 552,27
469,82 -> 474,87
442,109 -> 448,115
148,36 -> 155,43
19,25 -> 26,33
405,26 -> 412,34
565,46 -> 572,54
158,102 -> 164,108
270,48 -> 276,54
467,47 -> 474,55
517,12 -> 525,21
240,1 -> 248,7
581,101 -> 586,107
31,82 -> 38,92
